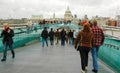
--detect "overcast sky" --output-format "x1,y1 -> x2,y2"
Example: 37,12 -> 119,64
0,0 -> 120,19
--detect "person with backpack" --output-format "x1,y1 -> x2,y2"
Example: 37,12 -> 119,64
60,29 -> 66,46
41,27 -> 48,48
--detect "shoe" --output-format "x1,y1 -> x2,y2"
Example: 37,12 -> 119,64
1,59 -> 6,62
92,69 -> 98,73
85,67 -> 87,71
81,69 -> 86,73
12,55 -> 15,59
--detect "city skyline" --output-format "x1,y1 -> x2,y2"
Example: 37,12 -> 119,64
0,0 -> 120,19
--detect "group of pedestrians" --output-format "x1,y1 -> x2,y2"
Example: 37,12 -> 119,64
41,27 -> 75,48
74,20 -> 104,73
0,21 -> 105,73
41,20 -> 104,73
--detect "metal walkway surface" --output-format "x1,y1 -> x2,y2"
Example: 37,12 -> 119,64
0,42 -> 115,73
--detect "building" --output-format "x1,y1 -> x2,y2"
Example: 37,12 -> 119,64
0,19 -> 28,25
108,20 -> 117,26
84,14 -> 88,20
116,15 -> 120,27
30,15 -> 43,23
53,13 -> 55,19
74,14 -> 77,19
117,20 -> 120,27
31,15 -> 43,20
92,16 -> 110,27
64,6 -> 73,21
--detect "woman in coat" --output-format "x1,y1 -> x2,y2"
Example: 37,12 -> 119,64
74,23 -> 94,73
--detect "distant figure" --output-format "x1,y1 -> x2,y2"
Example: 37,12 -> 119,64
41,27 -> 48,47
27,21 -> 33,33
55,29 -> 60,44
91,20 -> 105,73
68,30 -> 73,45
73,30 -> 79,44
74,23 -> 94,73
49,28 -> 54,45
60,29 -> 66,46
33,23 -> 38,32
65,31 -> 69,44
0,23 -> 15,62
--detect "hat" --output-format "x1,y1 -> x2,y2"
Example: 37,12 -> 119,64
82,20 -> 87,25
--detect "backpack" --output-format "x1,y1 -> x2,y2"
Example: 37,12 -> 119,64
41,30 -> 48,39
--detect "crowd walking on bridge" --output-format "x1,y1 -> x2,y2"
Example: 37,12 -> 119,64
0,20 -> 104,73
41,27 -> 75,47
40,20 -> 104,73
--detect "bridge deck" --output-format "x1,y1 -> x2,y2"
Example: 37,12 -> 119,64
0,42 -> 115,73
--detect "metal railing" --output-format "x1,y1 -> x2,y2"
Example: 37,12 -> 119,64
99,36 -> 120,73
0,23 -> 119,72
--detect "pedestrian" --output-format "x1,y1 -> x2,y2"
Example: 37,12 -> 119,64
74,23 -> 94,73
60,29 -> 66,46
33,23 -> 38,32
41,27 -> 48,47
65,31 -> 68,44
0,23 -> 15,62
68,30 -> 73,45
91,20 -> 105,73
55,29 -> 60,45
49,28 -> 54,45
73,30 -> 78,44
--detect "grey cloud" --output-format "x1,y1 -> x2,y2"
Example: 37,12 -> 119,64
0,0 -> 120,19
64,0 -> 115,7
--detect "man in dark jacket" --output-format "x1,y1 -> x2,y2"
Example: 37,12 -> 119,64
49,28 -> 54,45
41,27 -> 48,47
60,29 -> 66,46
68,30 -> 73,45
0,23 -> 15,62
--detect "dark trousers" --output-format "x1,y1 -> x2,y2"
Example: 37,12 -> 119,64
79,46 -> 91,70
61,38 -> 65,46
50,39 -> 54,45
2,42 -> 15,60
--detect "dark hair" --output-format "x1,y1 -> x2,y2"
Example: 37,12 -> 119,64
51,28 -> 53,31
44,27 -> 47,29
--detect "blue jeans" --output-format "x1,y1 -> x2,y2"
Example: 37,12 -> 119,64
2,42 -> 15,60
42,38 -> 48,47
69,37 -> 73,45
91,46 -> 100,70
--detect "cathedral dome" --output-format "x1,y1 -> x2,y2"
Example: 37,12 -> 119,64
64,6 -> 73,21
